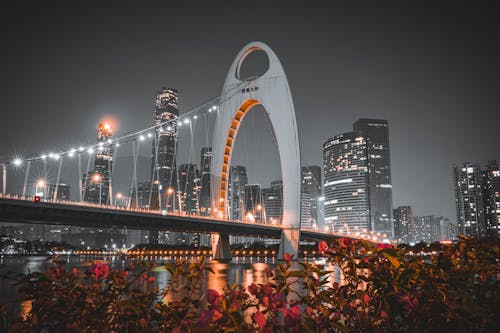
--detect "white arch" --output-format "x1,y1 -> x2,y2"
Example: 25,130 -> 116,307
210,42 -> 301,259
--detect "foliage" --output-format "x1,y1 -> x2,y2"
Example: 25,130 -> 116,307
1,236 -> 499,332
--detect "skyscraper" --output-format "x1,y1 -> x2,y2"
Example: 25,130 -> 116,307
413,215 -> 449,243
83,122 -> 113,205
48,184 -> 70,201
353,119 -> 394,238
263,180 -> 283,225
151,87 -> 179,211
483,161 -> 500,237
178,163 -> 199,214
393,206 -> 414,244
453,163 -> 485,237
228,166 -> 248,220
322,133 -> 369,232
244,184 -> 263,223
301,166 -> 322,229
199,147 -> 212,216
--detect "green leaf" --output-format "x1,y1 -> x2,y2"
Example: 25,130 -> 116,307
385,253 -> 401,269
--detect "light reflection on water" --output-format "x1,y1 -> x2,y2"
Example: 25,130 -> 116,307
1,255 -> 341,306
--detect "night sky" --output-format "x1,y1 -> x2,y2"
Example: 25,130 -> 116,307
1,1 -> 498,222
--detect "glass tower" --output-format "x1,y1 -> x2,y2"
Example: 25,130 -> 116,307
322,132 -> 369,233
83,122 -> 114,205
151,87 -> 179,211
353,119 -> 394,238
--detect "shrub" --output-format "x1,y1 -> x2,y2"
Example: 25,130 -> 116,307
1,236 -> 499,332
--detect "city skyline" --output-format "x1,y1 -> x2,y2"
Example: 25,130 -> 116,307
1,2 -> 499,222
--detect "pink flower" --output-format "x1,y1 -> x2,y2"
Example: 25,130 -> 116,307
318,240 -> 328,253
206,289 -> 221,306
253,311 -> 267,332
89,262 -> 109,280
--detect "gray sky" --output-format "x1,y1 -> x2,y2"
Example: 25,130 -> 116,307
1,1 -> 498,221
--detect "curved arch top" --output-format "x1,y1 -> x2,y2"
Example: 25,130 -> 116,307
210,42 -> 301,256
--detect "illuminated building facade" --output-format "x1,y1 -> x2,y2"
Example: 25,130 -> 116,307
482,161 -> 500,237
301,166 -> 321,229
322,132 -> 369,232
48,184 -> 70,201
83,122 -> 113,205
393,205 -> 414,243
263,180 -> 283,225
453,163 -> 485,237
178,163 -> 199,214
228,165 -> 248,220
199,147 -> 212,215
353,119 -> 394,238
413,215 -> 449,243
244,184 -> 264,223
151,87 -> 179,211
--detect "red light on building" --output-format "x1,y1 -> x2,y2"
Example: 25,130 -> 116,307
33,196 -> 41,203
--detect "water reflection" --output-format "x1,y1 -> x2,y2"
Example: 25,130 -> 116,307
1,255 -> 343,307
208,262 -> 229,293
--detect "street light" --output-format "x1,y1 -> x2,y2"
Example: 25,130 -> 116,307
35,179 -> 46,197
115,192 -> 123,206
12,158 -> 23,167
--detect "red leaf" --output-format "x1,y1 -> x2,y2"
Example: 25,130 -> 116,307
253,311 -> 267,332
318,240 -> 328,253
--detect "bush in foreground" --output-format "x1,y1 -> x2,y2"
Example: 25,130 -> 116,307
1,236 -> 499,332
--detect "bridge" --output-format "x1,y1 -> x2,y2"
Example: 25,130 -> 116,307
0,42 -> 380,260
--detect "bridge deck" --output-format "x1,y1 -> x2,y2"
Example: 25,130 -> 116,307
0,198 -> 346,241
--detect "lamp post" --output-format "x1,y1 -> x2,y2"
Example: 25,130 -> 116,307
1,158 -> 23,195
35,179 -> 46,197
1,163 -> 6,195
115,192 -> 123,206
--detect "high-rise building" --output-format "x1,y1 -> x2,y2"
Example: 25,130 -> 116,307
322,132 -> 369,232
83,122 -> 114,205
393,206 -> 414,244
482,161 -> 500,237
263,180 -> 283,225
453,163 -> 485,238
130,182 -> 154,209
353,119 -> 394,238
199,147 -> 212,216
151,88 -> 179,211
178,163 -> 199,214
244,184 -> 263,223
301,166 -> 321,229
413,215 -> 449,243
228,166 -> 248,220
48,184 -> 70,201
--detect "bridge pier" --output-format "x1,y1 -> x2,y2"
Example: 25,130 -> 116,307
278,228 -> 300,260
211,233 -> 232,261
